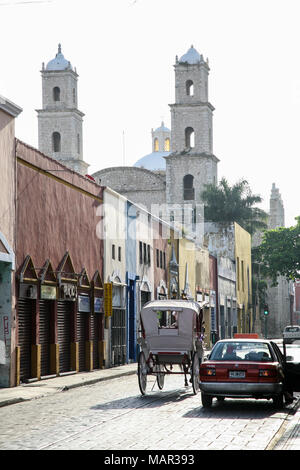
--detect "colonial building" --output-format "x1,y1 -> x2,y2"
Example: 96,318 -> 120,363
204,222 -> 253,337
0,95 -> 22,387
36,44 -> 89,175
15,140 -> 104,384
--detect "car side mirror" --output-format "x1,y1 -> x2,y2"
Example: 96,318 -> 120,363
286,355 -> 294,361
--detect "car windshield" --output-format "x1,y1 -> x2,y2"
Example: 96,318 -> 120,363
209,341 -> 273,362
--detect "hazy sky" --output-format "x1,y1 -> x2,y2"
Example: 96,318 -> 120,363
1,0 -> 299,227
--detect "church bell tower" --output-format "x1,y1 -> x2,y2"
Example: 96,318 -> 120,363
165,45 -> 219,243
36,44 -> 89,175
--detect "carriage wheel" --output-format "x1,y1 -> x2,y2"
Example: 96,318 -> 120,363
156,365 -> 165,390
138,351 -> 147,395
191,352 -> 200,395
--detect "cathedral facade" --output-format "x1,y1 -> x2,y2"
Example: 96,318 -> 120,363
92,45 -> 219,244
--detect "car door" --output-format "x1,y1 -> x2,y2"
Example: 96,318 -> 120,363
271,341 -> 300,393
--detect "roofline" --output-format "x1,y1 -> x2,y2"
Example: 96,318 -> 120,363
15,138 -> 102,190
92,165 -> 166,181
0,95 -> 22,118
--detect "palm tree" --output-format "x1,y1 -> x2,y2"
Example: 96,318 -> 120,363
201,178 -> 268,235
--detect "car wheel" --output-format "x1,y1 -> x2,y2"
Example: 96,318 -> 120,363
201,392 -> 213,408
272,393 -> 284,409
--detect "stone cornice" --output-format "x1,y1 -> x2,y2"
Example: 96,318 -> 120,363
0,95 -> 22,118
36,108 -> 85,118
165,151 -> 220,163
169,102 -> 215,112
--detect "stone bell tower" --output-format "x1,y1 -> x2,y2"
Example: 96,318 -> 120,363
36,44 -> 89,175
165,45 -> 219,243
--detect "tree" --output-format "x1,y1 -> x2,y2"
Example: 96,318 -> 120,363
201,178 -> 268,235
251,245 -> 268,306
255,216 -> 300,285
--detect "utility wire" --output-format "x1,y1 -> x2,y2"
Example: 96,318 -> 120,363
0,0 -> 52,6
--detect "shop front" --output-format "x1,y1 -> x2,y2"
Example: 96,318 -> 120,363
0,232 -> 15,387
17,256 -> 38,383
57,252 -> 77,374
77,269 -> 92,372
110,273 -> 127,366
91,270 -> 104,369
39,259 -> 57,378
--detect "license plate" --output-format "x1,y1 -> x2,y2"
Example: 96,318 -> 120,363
229,371 -> 245,378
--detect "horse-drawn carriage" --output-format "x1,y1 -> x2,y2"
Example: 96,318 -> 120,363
137,300 -> 204,395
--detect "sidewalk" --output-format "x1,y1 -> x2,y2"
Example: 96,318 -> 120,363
0,363 -> 299,450
270,397 -> 300,450
0,363 -> 137,408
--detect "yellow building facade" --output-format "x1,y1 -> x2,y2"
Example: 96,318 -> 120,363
178,237 -> 196,300
234,222 -> 253,333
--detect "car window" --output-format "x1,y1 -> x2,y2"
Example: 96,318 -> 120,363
210,341 -> 273,362
270,341 -> 284,363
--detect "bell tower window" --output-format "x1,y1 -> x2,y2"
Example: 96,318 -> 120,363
52,132 -> 61,152
164,138 -> 170,151
186,80 -> 194,96
183,174 -> 195,200
154,138 -> 159,151
185,127 -> 195,148
53,87 -> 60,102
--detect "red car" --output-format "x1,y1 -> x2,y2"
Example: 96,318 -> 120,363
199,338 -> 290,408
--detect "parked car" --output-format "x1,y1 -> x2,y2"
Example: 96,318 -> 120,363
283,326 -> 300,344
283,325 -> 300,333
199,338 -> 292,408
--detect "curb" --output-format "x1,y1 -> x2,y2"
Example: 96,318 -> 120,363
266,396 -> 300,450
0,366 -> 137,409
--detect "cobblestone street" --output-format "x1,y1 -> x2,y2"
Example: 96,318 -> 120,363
0,371 -> 297,451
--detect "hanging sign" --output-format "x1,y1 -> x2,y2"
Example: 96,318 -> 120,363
94,297 -> 103,313
19,283 -> 37,299
78,295 -> 91,313
41,285 -> 57,300
104,283 -> 112,317
60,283 -> 77,301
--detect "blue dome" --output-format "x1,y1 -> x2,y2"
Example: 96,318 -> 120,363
134,151 -> 170,171
155,123 -> 170,133
179,45 -> 204,64
46,44 -> 73,71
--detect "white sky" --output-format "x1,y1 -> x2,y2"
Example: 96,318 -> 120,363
0,0 -> 299,227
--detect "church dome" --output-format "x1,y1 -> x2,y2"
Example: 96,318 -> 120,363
179,45 -> 204,64
46,44 -> 73,71
134,122 -> 171,171
134,151 -> 169,171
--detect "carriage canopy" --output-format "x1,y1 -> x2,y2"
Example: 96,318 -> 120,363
140,300 -> 203,353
